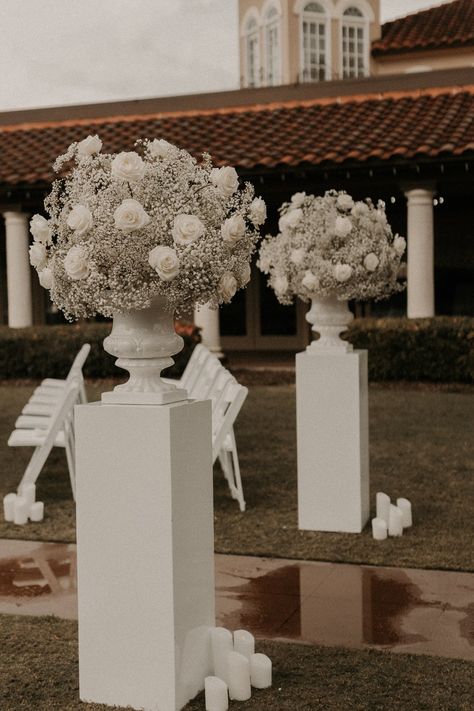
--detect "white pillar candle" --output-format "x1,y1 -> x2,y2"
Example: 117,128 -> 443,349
376,492 -> 391,526
233,629 -> 255,660
211,627 -> 233,684
30,501 -> 44,522
3,493 -> 17,522
250,653 -> 272,689
227,651 -> 251,701
13,496 -> 29,525
204,676 -> 228,711
19,483 -> 36,508
388,504 -> 403,537
371,517 -> 388,541
396,498 -> 412,528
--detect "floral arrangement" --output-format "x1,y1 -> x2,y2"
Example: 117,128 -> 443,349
258,190 -> 405,304
29,135 -> 266,319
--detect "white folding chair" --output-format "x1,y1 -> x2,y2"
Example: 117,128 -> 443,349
33,343 -> 90,404
210,371 -> 248,512
192,357 -> 225,401
18,344 -> 90,422
8,381 -> 80,500
162,343 -> 213,396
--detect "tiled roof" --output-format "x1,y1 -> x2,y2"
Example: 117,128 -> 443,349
0,87 -> 473,187
373,0 -> 474,57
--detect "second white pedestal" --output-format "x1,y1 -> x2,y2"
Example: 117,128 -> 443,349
296,350 -> 370,533
75,399 -> 215,711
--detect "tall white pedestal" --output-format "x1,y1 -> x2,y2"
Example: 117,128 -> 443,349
75,399 -> 215,711
296,350 -> 369,533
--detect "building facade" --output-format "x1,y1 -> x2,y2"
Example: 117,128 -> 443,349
0,0 -> 472,352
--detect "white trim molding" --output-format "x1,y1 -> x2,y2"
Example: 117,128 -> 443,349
262,0 -> 283,86
334,0 -> 374,21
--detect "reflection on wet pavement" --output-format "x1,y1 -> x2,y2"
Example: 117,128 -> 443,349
0,539 -> 472,660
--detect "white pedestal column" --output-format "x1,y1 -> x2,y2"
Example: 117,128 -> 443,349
75,399 -> 215,711
194,304 -> 223,358
405,188 -> 435,318
296,350 -> 369,533
3,211 -> 33,328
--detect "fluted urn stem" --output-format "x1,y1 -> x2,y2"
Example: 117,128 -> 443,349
306,295 -> 354,354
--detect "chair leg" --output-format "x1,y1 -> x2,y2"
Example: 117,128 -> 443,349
218,449 -> 233,491
17,448 -> 42,493
230,432 -> 246,512
64,429 -> 76,501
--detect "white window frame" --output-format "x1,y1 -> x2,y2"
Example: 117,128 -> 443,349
244,15 -> 261,88
337,0 -> 373,80
297,1 -> 331,83
262,0 -> 282,86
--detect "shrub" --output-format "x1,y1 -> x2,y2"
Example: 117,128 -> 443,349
0,321 -> 200,380
346,317 -> 474,383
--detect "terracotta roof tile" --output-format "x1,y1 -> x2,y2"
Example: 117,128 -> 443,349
0,87 -> 473,187
373,0 -> 474,56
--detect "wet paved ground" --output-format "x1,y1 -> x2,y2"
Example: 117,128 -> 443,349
0,539 -> 472,661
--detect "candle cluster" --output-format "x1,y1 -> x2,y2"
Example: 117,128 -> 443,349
3,485 -> 44,525
372,492 -> 412,540
205,627 -> 271,710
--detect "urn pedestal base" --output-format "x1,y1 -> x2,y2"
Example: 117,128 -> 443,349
75,399 -> 215,711
296,350 -> 370,533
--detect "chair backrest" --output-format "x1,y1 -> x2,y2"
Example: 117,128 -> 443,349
23,381 -> 80,483
185,346 -> 214,397
191,357 -> 224,401
180,343 -> 207,391
211,377 -> 248,462
67,344 -> 91,381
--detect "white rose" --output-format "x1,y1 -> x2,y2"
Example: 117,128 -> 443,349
172,214 -> 205,246
279,208 -> 302,233
302,270 -> 319,292
364,253 -> 379,272
111,151 -> 145,182
77,134 -> 102,157
67,204 -> 93,236
210,166 -> 239,197
393,235 -> 406,256
64,245 -> 90,280
290,192 -> 306,209
274,274 -> 289,295
148,246 -> 180,281
239,263 -> 252,286
249,197 -> 266,226
114,199 -> 150,233
334,264 -> 353,282
218,272 -> 238,302
221,214 -> 246,247
38,267 -> 53,290
149,138 -> 175,159
334,215 -> 353,238
351,201 -> 369,218
30,214 -> 52,244
336,193 -> 354,211
29,243 -> 47,270
290,248 -> 306,266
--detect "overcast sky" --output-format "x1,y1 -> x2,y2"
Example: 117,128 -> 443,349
0,0 -> 454,111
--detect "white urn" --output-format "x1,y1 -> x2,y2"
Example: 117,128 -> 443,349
306,294 -> 354,354
101,295 -> 188,405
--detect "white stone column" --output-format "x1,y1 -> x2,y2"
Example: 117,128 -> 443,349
404,188 -> 435,318
194,303 -> 223,358
3,211 -> 33,328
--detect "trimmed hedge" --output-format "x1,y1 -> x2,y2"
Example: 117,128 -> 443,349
0,317 -> 472,382
346,317 -> 474,383
0,321 -> 200,380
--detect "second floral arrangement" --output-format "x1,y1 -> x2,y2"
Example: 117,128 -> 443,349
29,135 -> 266,320
258,190 -> 405,304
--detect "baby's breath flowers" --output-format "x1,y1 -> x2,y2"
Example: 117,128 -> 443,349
258,190 -> 405,304
30,136 -> 265,320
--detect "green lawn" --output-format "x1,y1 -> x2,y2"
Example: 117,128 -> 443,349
0,382 -> 473,571
1,615 -> 473,710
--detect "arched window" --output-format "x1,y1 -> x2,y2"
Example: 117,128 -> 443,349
300,2 -> 329,83
244,16 -> 260,87
263,4 -> 281,86
341,6 -> 368,78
